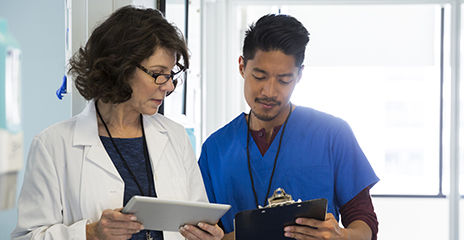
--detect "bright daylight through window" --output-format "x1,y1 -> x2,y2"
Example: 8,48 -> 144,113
238,4 -> 445,195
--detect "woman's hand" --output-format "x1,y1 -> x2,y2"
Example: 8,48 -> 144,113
86,208 -> 144,240
179,222 -> 224,240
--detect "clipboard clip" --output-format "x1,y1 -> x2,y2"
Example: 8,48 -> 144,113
263,188 -> 301,209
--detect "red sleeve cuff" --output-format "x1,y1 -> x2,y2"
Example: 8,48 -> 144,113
339,187 -> 378,240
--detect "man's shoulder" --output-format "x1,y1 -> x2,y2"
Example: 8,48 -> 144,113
204,113 -> 245,144
295,106 -> 346,127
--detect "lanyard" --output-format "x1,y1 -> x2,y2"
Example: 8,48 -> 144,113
95,102 -> 154,197
246,102 -> 293,208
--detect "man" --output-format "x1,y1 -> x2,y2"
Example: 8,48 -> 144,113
199,14 -> 379,240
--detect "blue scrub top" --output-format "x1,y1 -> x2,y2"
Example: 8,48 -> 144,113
199,106 -> 379,233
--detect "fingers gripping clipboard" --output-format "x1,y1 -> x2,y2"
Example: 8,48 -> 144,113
234,188 -> 328,240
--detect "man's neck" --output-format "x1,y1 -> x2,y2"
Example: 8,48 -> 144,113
249,103 -> 293,137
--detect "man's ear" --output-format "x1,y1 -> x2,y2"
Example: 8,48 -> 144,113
239,56 -> 246,78
296,65 -> 305,83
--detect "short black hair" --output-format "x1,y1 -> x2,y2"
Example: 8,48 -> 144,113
242,14 -> 309,67
69,6 -> 188,103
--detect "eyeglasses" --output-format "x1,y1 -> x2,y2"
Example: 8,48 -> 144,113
136,63 -> 185,86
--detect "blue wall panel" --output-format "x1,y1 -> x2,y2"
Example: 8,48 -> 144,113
0,0 -> 70,238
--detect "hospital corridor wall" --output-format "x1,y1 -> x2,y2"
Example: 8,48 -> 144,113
0,1 -> 70,239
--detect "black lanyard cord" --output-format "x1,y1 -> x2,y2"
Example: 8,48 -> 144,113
95,101 -> 153,197
246,102 -> 293,208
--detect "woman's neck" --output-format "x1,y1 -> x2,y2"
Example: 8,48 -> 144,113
96,100 -> 142,138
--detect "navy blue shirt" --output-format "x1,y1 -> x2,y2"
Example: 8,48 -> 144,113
101,136 -> 163,240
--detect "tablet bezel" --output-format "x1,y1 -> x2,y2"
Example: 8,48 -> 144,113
121,196 -> 231,232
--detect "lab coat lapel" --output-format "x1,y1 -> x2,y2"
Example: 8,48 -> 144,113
73,100 -> 124,221
85,144 -> 121,179
73,100 -> 121,180
143,115 -> 168,171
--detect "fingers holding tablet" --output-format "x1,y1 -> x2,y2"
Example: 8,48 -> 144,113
179,222 -> 224,240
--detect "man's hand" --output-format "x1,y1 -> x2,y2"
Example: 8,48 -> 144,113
283,213 -> 346,240
283,213 -> 372,240
179,222 -> 224,240
86,208 -> 144,240
222,231 -> 234,240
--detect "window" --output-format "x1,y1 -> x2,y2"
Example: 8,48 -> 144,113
204,1 -> 462,239
235,4 -> 446,196
165,0 -> 203,155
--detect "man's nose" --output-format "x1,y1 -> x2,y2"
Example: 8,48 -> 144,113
261,78 -> 278,97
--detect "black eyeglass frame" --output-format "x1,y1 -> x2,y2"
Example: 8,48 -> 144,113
136,63 -> 185,97
136,63 -> 185,85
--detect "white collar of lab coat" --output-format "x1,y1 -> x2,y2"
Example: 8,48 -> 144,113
72,99 -> 169,175
73,99 -> 100,146
72,99 -> 168,145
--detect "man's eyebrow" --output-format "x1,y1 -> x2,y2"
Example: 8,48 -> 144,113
252,68 -> 267,74
277,73 -> 294,78
252,67 -> 294,77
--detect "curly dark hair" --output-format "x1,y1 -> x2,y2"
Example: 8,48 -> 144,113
243,14 -> 309,67
68,6 -> 189,104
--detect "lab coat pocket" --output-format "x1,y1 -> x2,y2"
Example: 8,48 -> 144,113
153,149 -> 189,201
80,158 -> 124,221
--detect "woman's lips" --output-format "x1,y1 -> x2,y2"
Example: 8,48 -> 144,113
151,99 -> 163,105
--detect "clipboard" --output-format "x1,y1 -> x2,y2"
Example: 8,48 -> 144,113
122,196 -> 231,232
234,188 -> 327,240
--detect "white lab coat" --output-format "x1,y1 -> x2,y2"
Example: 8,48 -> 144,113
12,100 -> 208,240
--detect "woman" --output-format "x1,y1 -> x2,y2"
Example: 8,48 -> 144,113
12,6 -> 223,240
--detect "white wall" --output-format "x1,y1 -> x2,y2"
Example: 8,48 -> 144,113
374,198 -> 450,239
202,0 -> 247,138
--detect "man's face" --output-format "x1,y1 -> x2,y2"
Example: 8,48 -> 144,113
239,49 -> 302,122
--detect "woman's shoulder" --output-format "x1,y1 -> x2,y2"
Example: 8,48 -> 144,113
33,116 -> 79,145
145,113 -> 188,137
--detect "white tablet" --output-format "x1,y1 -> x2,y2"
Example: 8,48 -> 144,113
122,196 -> 231,232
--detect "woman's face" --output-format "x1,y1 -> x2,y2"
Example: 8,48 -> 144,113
128,47 -> 177,115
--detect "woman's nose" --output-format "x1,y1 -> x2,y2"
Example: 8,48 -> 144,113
161,78 -> 175,93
